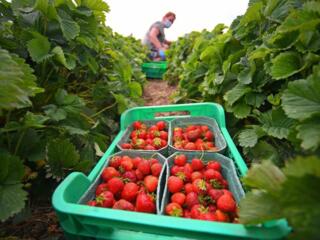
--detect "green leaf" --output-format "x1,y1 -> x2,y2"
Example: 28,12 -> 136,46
245,92 -> 266,108
284,155 -> 320,178
81,0 -> 110,12
282,66 -> 320,120
230,101 -> 251,119
34,0 -> 48,15
43,104 -> 67,121
61,125 -> 89,135
23,111 -> 49,128
239,190 -> 281,224
224,84 -> 251,106
238,63 -> 256,84
27,35 -> 51,62
296,117 -> 320,151
303,1 -> 320,14
128,82 -> 142,98
0,49 -> 43,110
0,152 -> 24,184
258,108 -> 296,139
270,51 -> 303,80
0,184 -> 28,222
47,138 -> 80,178
57,9 -> 80,41
243,160 -> 286,192
52,46 -> 75,70
238,126 -> 265,148
247,140 -> 280,164
112,93 -> 128,114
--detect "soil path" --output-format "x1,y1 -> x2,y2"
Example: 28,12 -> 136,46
143,79 -> 177,106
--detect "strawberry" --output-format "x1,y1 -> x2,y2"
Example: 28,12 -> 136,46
171,192 -> 186,206
120,157 -> 133,171
159,131 -> 168,140
135,169 -> 144,180
191,158 -> 204,171
199,212 -> 217,221
144,175 -> 158,192
109,156 -> 122,168
133,121 -> 143,130
204,131 -> 214,141
120,143 -> 132,149
215,209 -> 230,222
95,183 -> 109,196
101,167 -> 120,182
192,179 -> 207,194
96,191 -> 115,208
151,163 -> 162,177
186,125 -> 197,132
132,157 -> 143,168
170,165 -> 181,176
208,189 -> 224,202
121,182 -> 139,202
87,200 -> 97,206
160,139 -> 167,148
204,169 -> 216,180
168,176 -> 184,193
174,154 -> 187,166
132,138 -> 146,149
113,199 -> 135,211
183,209 -> 192,218
149,130 -> 160,139
138,160 -> 151,175
190,204 -> 204,219
165,203 -> 183,217
122,170 -> 137,182
217,194 -> 236,212
107,177 -> 124,195
184,183 -> 194,194
184,142 -> 196,150
137,130 -> 147,139
200,125 -> 209,132
185,192 -> 199,209
156,121 -> 166,131
149,125 -> 159,131
144,144 -> 156,150
186,128 -> 201,142
152,137 -> 162,149
136,192 -> 156,213
208,204 -> 217,212
149,158 -> 159,165
191,171 -> 203,182
207,161 -> 221,171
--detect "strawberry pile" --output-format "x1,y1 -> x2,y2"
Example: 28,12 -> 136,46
120,120 -> 168,150
165,154 -> 238,222
87,155 -> 162,213
172,125 -> 218,151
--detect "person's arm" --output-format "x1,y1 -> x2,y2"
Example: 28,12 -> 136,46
149,27 -> 164,50
164,39 -> 172,46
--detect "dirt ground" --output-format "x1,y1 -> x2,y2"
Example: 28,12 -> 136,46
0,79 -> 177,240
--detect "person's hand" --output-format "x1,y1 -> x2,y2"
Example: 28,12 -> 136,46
158,49 -> 166,60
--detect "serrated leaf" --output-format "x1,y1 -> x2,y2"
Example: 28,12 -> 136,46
238,126 -> 265,148
43,104 -> 67,121
247,140 -> 280,164
52,46 -> 75,70
47,138 -> 80,178
128,82 -> 142,98
303,1 -> 320,14
245,92 -> 266,108
0,49 -> 43,110
57,9 -> 80,41
296,117 -> 320,151
81,0 -> 109,12
230,101 -> 251,119
239,190 -> 281,224
62,125 -> 88,135
27,35 -> 51,62
258,108 -> 296,139
284,155 -> 320,178
224,84 -> 251,106
282,65 -> 320,120
112,93 -> 128,114
34,0 -> 48,15
0,151 -> 24,184
243,160 -> 286,192
23,111 -> 49,128
0,184 -> 28,222
270,51 -> 303,80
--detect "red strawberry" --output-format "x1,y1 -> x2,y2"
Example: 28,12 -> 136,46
159,131 -> 168,140
144,175 -> 158,192
171,192 -> 186,206
204,169 -> 216,180
149,130 -> 160,139
216,209 -> 230,222
120,157 -> 133,171
121,143 -> 132,149
132,157 -> 143,168
107,177 -> 124,195
133,121 -> 143,130
184,183 -> 194,194
185,192 -> 199,209
150,158 -> 159,165
149,125 -> 159,131
192,179 -> 207,194
204,131 -> 214,141
190,204 -> 203,219
109,156 -> 122,168
95,183 -> 109,196
156,121 -> 166,131
174,154 -> 187,166
208,189 -> 224,202
132,138 -> 146,149
138,160 -> 151,175
136,192 -> 156,213
165,203 -> 183,217
200,125 -> 209,132
101,167 -> 120,182
186,128 -> 201,142
96,191 -> 115,208
170,165 -> 181,176
186,125 -> 197,132
191,158 -> 204,171
135,169 -> 144,180
137,130 -> 147,139
121,182 -> 139,202
113,199 -> 135,211
144,144 -> 156,150
191,171 -> 203,182
217,194 -> 236,212
151,163 -> 162,177
183,209 -> 192,218
207,161 -> 221,171
168,176 -> 184,193
184,142 -> 196,150
87,200 -> 97,206
160,139 -> 167,148
199,212 -> 217,221
208,204 -> 217,212
122,170 -> 137,182
152,137 -> 162,149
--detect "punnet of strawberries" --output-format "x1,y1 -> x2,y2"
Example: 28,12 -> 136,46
172,125 -> 218,151
120,120 -> 168,150
87,154 -> 163,213
165,154 -> 239,222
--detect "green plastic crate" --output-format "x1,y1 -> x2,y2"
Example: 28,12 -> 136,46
142,61 -> 167,79
52,103 -> 291,240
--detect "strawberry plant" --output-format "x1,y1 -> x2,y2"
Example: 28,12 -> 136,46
0,0 -> 147,221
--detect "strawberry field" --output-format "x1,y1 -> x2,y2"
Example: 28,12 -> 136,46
1,0 -> 320,239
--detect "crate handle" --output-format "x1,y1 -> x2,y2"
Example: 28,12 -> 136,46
154,110 -> 190,118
